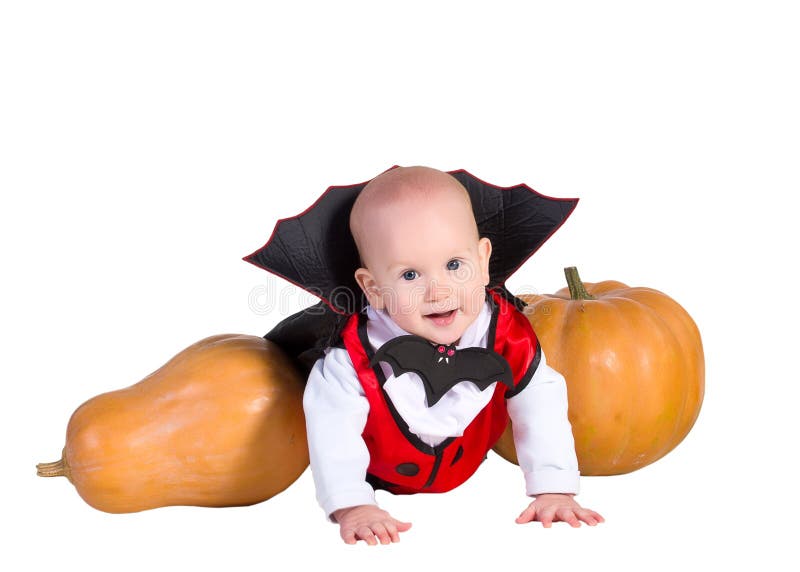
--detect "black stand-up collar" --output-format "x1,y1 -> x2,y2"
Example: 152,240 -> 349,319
244,166 -> 578,315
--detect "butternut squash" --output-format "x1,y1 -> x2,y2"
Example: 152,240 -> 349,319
37,334 -> 308,513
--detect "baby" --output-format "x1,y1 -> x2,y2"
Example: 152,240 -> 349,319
302,166 -> 603,545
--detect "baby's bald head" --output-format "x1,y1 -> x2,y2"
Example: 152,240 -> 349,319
349,166 -> 478,269
349,166 -> 492,343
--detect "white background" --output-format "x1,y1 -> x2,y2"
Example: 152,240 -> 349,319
2,1 -> 798,569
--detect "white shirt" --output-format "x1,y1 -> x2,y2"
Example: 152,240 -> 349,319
303,301 -> 580,520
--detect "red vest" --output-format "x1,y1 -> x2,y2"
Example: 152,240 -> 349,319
340,289 -> 541,495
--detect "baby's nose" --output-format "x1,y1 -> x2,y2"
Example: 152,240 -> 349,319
425,278 -> 453,302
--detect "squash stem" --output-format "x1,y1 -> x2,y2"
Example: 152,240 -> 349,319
564,266 -> 595,300
36,459 -> 65,477
36,449 -> 71,481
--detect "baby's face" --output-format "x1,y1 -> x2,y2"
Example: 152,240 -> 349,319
354,189 -> 491,346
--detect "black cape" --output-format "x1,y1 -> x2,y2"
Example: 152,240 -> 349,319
243,167 -> 578,375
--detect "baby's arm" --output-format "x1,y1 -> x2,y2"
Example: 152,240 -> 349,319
506,350 -> 604,527
304,348 -> 412,544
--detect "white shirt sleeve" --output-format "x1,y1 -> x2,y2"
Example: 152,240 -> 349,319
302,347 -> 377,521
505,349 -> 581,496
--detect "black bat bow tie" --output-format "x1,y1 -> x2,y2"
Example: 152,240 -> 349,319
370,335 -> 514,407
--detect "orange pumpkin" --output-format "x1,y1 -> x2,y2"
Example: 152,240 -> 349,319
37,334 -> 309,512
494,267 -> 704,475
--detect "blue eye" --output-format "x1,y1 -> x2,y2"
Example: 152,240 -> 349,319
402,270 -> 418,281
447,259 -> 461,271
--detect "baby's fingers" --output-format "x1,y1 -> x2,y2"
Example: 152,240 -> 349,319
356,526 -> 378,546
342,529 -> 358,545
383,521 -> 401,543
577,509 -> 605,526
371,523 -> 391,545
538,506 -> 557,528
384,519 -> 413,542
515,504 -> 537,524
341,525 -> 391,545
556,508 -> 581,528
392,518 -> 413,532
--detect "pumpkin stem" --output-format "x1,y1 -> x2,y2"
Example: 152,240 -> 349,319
36,448 -> 72,482
564,266 -> 595,300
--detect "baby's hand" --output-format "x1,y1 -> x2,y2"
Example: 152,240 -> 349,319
515,493 -> 604,528
332,504 -> 412,545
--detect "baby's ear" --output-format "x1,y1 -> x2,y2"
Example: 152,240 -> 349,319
478,237 -> 492,286
354,267 -> 384,310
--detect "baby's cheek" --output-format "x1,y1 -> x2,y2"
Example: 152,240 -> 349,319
454,263 -> 475,283
465,288 -> 487,315
387,287 -> 418,316
399,286 -> 425,312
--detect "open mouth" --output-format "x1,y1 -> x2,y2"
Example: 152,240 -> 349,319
426,310 -> 455,318
424,309 -> 457,326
